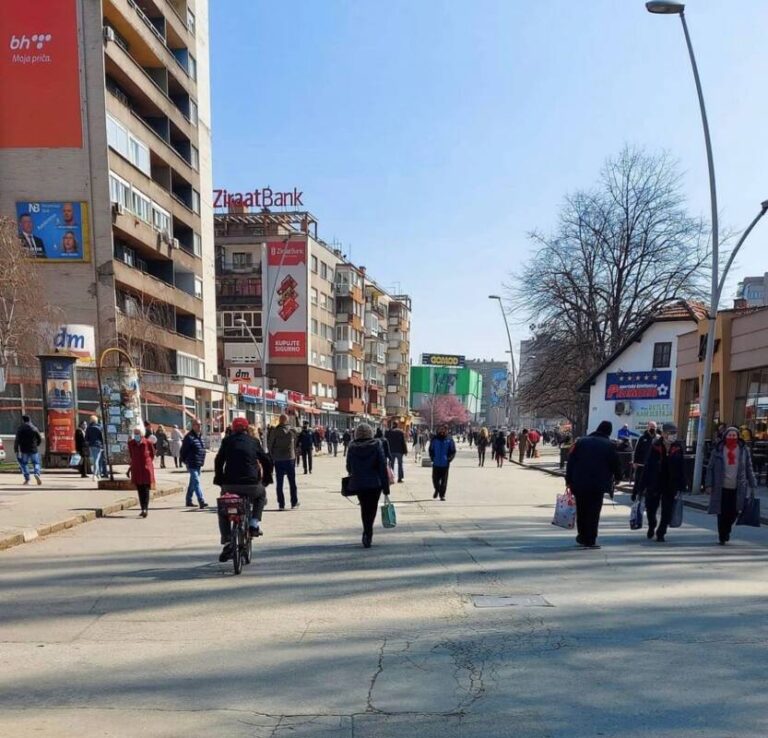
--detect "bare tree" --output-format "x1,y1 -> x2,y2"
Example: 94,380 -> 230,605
508,147 -> 710,432
116,292 -> 174,374
0,217 -> 60,389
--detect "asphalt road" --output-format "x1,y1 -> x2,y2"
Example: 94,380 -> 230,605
1,445 -> 767,737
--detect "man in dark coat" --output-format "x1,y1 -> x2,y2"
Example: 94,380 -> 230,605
641,422 -> 685,542
180,419 -> 209,509
297,421 -> 314,474
631,421 -> 657,500
384,421 -> 408,483
565,420 -> 622,549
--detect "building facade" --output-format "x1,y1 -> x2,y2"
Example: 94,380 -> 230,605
736,274 -> 768,308
0,0 -> 222,431
465,359 -> 510,427
410,366 -> 482,423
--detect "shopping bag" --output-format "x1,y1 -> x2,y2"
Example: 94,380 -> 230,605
630,499 -> 644,530
380,495 -> 397,528
736,496 -> 761,527
69,453 -> 81,467
341,476 -> 353,497
669,493 -> 684,528
386,463 -> 395,485
552,489 -> 576,529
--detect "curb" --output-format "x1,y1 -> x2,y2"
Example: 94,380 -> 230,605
0,484 -> 184,552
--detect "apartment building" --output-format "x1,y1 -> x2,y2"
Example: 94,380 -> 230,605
0,0 -> 220,426
385,295 -> 412,421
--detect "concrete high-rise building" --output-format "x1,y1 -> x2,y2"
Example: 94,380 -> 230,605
0,0 -> 221,424
736,273 -> 768,307
466,359 -> 511,427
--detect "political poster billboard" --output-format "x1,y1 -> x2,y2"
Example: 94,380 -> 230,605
264,241 -> 308,361
1,0 -> 83,148
40,355 -> 78,455
421,353 -> 466,367
16,201 -> 90,261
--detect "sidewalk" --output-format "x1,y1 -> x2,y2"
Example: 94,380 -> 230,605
0,461 -> 197,551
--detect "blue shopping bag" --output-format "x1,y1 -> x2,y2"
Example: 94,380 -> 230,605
736,496 -> 761,528
380,495 -> 397,529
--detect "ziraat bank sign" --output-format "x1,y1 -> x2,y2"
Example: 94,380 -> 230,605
213,188 -> 304,209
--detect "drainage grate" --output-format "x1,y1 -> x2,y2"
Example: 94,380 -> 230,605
470,594 -> 553,608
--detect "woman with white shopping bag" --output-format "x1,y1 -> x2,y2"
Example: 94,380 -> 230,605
565,421 -> 622,549
346,423 -> 391,548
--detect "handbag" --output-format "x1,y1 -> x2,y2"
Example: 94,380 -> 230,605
552,488 -> 576,529
341,476 -> 354,497
736,495 -> 761,527
386,462 -> 395,485
69,453 -> 82,467
380,495 -> 397,528
669,493 -> 684,528
630,499 -> 644,530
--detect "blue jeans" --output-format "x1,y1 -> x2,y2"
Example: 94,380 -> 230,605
186,467 -> 205,504
275,459 -> 298,508
89,448 -> 103,477
392,452 -> 404,481
19,452 -> 41,481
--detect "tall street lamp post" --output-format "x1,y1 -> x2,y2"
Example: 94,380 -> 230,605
646,2 -> 767,493
488,295 -> 518,427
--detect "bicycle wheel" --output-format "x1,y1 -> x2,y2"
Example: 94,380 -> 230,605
231,525 -> 242,575
244,528 -> 253,564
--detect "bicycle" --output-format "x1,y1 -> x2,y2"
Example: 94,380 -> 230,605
216,493 -> 252,575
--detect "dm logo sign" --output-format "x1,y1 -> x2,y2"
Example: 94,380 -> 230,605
51,324 -> 95,364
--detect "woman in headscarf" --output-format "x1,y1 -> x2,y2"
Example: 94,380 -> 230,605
346,423 -> 390,548
706,426 -> 758,545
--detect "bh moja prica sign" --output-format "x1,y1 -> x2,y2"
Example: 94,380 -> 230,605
604,371 -> 672,401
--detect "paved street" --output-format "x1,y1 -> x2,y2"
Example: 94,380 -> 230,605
2,445 -> 768,738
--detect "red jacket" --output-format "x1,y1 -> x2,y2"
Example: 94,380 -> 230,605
128,438 -> 155,487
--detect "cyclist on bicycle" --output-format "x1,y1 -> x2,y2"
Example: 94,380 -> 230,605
214,417 -> 273,562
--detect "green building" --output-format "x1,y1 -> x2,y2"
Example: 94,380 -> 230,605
410,366 -> 482,422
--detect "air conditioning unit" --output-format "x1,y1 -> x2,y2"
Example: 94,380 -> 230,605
103,26 -> 116,43
615,401 -> 631,416
112,202 -> 125,216
171,238 -> 180,249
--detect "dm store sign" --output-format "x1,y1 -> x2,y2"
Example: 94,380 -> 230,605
605,371 -> 672,401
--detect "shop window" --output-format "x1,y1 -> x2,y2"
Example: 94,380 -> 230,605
652,342 -> 672,368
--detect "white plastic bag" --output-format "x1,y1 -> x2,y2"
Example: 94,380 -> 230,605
552,488 -> 576,529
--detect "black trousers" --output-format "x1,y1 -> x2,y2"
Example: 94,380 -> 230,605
357,489 -> 382,538
432,466 -> 449,498
646,490 -> 675,536
478,448 -> 485,466
77,452 -> 89,478
136,484 -> 150,512
300,450 -> 313,474
717,487 -> 739,542
574,491 -> 603,546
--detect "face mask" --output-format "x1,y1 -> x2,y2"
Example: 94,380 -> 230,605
667,434 -> 677,443
133,433 -> 142,443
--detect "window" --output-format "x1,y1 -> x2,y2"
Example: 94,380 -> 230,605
311,319 -> 318,335
336,325 -> 349,341
335,354 -> 349,370
652,342 -> 672,368
311,383 -> 318,396
320,262 -> 329,280
194,277 -> 203,299
131,188 -> 151,223
195,319 -> 203,340
187,8 -> 196,32
232,252 -> 252,268
311,255 -> 318,273
188,98 -> 198,126
311,350 -> 318,365
177,352 -> 204,379
151,203 -> 171,237
311,287 -> 318,306
121,245 -> 135,267
191,189 -> 200,214
192,232 -> 202,256
188,53 -> 197,81
189,144 -> 199,170
106,115 -> 150,175
320,354 -> 328,368
109,171 -> 131,209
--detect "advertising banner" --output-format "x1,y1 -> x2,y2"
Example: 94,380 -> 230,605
605,371 -> 672,401
40,355 -> 77,455
421,353 -> 466,367
1,0 -> 83,148
16,201 -> 90,261
100,367 -> 143,465
265,241 -> 307,361
228,366 -> 257,382
488,369 -> 508,407
51,323 -> 95,364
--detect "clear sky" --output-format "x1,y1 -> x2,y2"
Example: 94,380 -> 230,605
210,0 -> 768,369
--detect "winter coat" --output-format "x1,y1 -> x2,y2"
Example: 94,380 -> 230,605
342,431 -> 351,445
14,421 -> 42,454
429,435 -> 456,468
384,428 -> 408,455
565,431 -> 622,497
298,428 -> 314,452
269,424 -> 297,461
706,440 -> 757,514
476,435 -> 489,450
640,438 -> 685,498
75,427 -> 87,454
518,433 -> 529,454
180,430 -> 206,469
346,438 -> 389,494
633,431 -> 655,466
493,434 -> 507,455
154,430 -> 170,455
507,434 -> 517,452
169,428 -> 183,457
214,431 -> 273,487
128,438 -> 155,487
84,422 -> 104,449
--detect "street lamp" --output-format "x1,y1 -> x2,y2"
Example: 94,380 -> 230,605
488,295 -> 518,426
646,3 -> 767,493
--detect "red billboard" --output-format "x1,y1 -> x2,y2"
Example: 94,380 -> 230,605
265,241 -> 308,361
0,0 -> 82,148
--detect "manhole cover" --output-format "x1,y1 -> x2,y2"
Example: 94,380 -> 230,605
470,594 -> 553,608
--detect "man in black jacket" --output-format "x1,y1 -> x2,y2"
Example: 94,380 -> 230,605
631,421 -> 657,500
565,420 -> 622,548
214,417 -> 274,561
384,421 -> 408,483
297,421 -> 314,474
180,419 -> 208,509
14,415 -> 43,485
641,422 -> 685,542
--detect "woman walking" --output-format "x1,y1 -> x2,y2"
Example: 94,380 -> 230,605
518,429 -> 530,464
169,425 -> 183,468
128,424 -> 155,518
493,430 -> 507,468
346,423 -> 390,548
507,431 -> 518,464
477,427 -> 489,467
706,426 -> 758,545
154,424 -> 170,469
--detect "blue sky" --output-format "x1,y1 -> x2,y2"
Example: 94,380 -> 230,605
210,0 -> 768,367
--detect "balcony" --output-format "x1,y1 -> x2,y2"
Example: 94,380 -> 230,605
114,260 -> 202,317
334,339 -> 352,353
